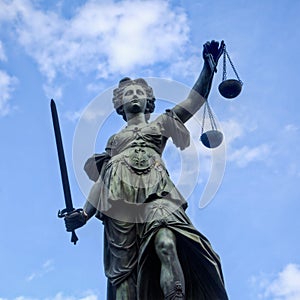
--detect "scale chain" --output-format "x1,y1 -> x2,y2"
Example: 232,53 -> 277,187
201,100 -> 218,134
222,47 -> 227,82
207,102 -> 217,130
201,101 -> 207,134
225,49 -> 243,84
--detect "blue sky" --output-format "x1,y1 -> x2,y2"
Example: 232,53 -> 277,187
1,0 -> 300,299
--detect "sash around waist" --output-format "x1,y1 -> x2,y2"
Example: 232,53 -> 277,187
109,146 -> 165,174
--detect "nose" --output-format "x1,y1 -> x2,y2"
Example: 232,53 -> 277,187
131,89 -> 140,99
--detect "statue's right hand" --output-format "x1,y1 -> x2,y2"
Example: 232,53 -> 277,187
64,210 -> 87,232
203,40 -> 224,66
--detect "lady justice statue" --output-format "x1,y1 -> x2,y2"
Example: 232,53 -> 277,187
64,40 -> 229,300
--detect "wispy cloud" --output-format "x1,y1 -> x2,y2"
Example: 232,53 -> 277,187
45,292 -> 97,300
220,118 -> 244,145
220,118 -> 272,168
11,291 -> 98,300
14,297 -> 37,300
0,41 -> 7,61
64,109 -> 83,123
26,259 -> 55,282
284,123 -> 298,133
228,144 -> 271,168
0,40 -> 18,116
251,264 -> 300,300
1,291 -> 98,300
0,0 -> 190,87
43,84 -> 63,101
0,69 -> 18,116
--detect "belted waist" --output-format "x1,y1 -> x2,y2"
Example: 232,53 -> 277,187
128,141 -> 161,153
110,145 -> 164,174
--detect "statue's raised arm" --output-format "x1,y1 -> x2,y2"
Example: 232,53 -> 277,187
172,40 -> 224,123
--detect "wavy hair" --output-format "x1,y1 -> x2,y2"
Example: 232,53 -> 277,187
112,77 -> 156,121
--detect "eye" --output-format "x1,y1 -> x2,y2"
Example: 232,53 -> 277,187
137,89 -> 145,95
124,90 -> 133,96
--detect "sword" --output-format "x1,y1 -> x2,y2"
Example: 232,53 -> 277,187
50,99 -> 81,245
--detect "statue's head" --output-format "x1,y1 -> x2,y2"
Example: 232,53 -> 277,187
112,77 -> 156,121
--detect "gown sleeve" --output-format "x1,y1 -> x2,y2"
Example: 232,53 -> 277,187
83,135 -> 115,182
84,152 -> 111,182
158,109 -> 190,150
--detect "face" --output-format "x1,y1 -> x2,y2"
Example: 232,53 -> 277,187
122,84 -> 147,115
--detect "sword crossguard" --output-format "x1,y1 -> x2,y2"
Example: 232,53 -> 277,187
58,207 -> 83,218
58,208 -> 69,218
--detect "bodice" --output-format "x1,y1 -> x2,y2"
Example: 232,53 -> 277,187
84,110 -> 190,182
106,109 -> 191,158
107,121 -> 166,158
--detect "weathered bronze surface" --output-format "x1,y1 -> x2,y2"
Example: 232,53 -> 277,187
64,40 -> 229,300
218,43 -> 243,99
218,79 -> 242,98
201,129 -> 224,148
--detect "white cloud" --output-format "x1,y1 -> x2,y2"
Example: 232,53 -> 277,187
26,259 -> 54,282
219,118 -> 272,168
14,297 -> 37,300
25,273 -> 36,282
253,264 -> 300,300
221,118 -> 244,145
42,259 -> 54,269
10,292 -> 98,300
43,84 -> 63,100
284,124 -> 298,133
45,293 -> 74,300
164,54 -> 201,80
64,110 -> 83,123
0,0 -> 189,86
228,144 -> 271,167
86,82 -> 104,93
0,41 -> 7,61
0,70 -> 18,116
0,0 -> 19,21
45,291 -> 98,300
0,38 -> 17,117
265,264 -> 300,300
79,295 -> 97,300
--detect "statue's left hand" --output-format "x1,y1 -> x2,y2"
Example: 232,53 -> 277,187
203,40 -> 225,67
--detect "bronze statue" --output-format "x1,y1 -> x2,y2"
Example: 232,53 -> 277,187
65,40 -> 229,300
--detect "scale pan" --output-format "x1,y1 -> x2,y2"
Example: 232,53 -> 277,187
200,130 -> 223,149
218,79 -> 242,99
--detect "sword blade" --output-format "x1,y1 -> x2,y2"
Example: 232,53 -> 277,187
50,99 -> 74,212
51,99 -> 79,245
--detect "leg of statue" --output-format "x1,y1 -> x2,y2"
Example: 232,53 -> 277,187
154,227 -> 185,300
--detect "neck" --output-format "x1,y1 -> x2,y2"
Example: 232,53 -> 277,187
126,112 -> 147,126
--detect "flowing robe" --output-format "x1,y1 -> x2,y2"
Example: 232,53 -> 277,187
84,110 -> 228,300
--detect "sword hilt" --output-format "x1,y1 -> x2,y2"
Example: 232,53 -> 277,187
58,208 -> 83,245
